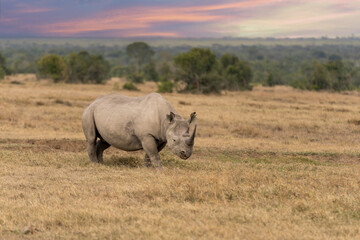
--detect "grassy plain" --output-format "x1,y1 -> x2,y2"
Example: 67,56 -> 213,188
1,75 -> 360,239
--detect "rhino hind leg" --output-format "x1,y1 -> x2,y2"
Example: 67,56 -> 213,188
85,139 -> 98,163
96,139 -> 110,163
82,108 -> 104,163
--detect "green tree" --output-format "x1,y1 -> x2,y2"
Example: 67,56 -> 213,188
325,60 -> 351,91
0,67 -> 5,80
123,81 -> 139,91
126,72 -> 144,83
223,60 -> 253,90
110,65 -> 135,78
174,48 -> 217,92
37,54 -> 66,82
66,51 -> 110,84
157,62 -> 174,93
143,61 -> 159,82
159,62 -> 172,81
307,60 -> 351,91
264,72 -> 275,87
66,51 -> 91,83
309,62 -> 330,91
220,53 -> 239,69
86,55 -> 110,84
157,80 -> 173,93
0,53 -> 10,75
198,71 -> 222,94
126,42 -> 154,71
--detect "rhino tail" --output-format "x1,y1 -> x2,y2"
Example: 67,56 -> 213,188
82,106 -> 98,144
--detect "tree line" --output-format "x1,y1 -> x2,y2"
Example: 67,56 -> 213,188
1,40 -> 360,93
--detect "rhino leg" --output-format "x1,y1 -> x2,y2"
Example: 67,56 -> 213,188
87,141 -> 98,163
144,142 -> 166,167
82,108 -> 100,163
96,139 -> 110,163
141,136 -> 162,169
144,154 -> 151,167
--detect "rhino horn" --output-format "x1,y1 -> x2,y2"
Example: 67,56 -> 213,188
186,122 -> 197,146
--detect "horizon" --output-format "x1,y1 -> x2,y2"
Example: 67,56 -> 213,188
0,0 -> 359,39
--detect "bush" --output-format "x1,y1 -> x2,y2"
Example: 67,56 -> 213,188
223,60 -> 253,91
0,67 -> 5,80
263,72 -> 283,87
0,53 -> 10,76
143,61 -> 159,82
126,42 -> 154,69
111,66 -> 135,78
126,73 -> 144,83
290,79 -> 307,90
113,82 -> 120,91
174,48 -> 217,93
65,51 -> 110,84
122,81 -> 139,91
199,72 -> 222,94
159,62 -> 172,80
309,63 -> 330,90
157,80 -> 173,93
37,54 -> 66,82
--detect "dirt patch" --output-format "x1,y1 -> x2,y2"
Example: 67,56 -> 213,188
0,138 -> 86,153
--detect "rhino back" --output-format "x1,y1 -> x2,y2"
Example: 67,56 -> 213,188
92,93 -> 175,150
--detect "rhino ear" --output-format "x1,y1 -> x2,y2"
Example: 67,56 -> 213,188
167,112 -> 176,123
188,112 -> 196,124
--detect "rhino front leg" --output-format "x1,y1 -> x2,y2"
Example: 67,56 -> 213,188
144,142 -> 166,167
141,136 -> 162,169
144,154 -> 151,167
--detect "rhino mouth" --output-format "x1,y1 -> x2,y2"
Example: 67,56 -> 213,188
180,152 -> 188,159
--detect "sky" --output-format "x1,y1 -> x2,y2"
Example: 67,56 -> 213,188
0,0 -> 359,38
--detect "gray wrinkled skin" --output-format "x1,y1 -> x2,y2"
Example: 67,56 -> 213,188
82,93 -> 197,168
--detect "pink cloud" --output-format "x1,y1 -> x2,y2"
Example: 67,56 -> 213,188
14,3 -> 54,14
32,0 -> 360,38
123,32 -> 179,37
39,0 -> 282,36
18,8 -> 54,14
189,0 -> 283,11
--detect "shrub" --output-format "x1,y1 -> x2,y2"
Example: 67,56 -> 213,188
159,62 -> 172,80
157,80 -> 173,93
0,67 -> 5,80
263,72 -> 283,87
199,72 -> 222,94
122,81 -> 139,91
143,61 -> 159,82
113,82 -> 120,91
0,53 -> 10,75
223,60 -> 253,91
111,66 -> 135,78
174,48 -> 217,93
65,51 -> 110,84
37,54 -> 66,82
126,73 -> 144,83
126,42 -> 154,69
309,62 -> 330,90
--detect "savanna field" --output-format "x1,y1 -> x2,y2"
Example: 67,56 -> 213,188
1,75 -> 360,239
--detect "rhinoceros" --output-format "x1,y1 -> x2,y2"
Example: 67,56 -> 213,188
82,93 -> 197,168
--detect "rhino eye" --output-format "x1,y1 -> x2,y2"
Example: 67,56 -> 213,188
173,139 -> 176,142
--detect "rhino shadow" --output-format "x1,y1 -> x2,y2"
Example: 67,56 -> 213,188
104,155 -> 143,168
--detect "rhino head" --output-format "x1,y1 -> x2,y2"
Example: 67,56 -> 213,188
166,112 -> 197,160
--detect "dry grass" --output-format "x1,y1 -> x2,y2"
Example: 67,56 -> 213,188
1,75 -> 360,239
